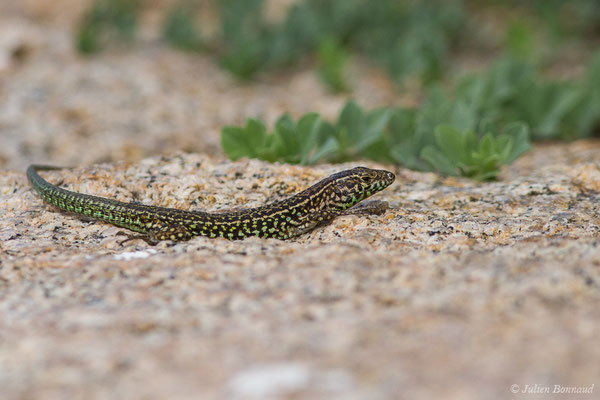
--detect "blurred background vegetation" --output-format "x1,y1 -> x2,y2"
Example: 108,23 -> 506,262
74,0 -> 600,179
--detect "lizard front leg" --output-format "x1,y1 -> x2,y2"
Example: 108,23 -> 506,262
284,210 -> 339,239
343,200 -> 389,216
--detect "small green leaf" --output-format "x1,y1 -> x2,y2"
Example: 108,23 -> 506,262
297,113 -> 324,164
434,125 -> 469,165
361,108 -> 392,150
421,146 -> 458,176
537,85 -> 584,138
221,118 -> 269,161
502,122 -> 532,163
76,0 -> 140,54
495,134 -> 514,163
505,20 -> 534,60
273,114 -> 300,162
306,137 -> 339,165
163,4 -> 203,52
337,100 -> 363,140
388,108 -> 418,146
77,24 -> 102,54
316,36 -> 350,93
477,133 -> 495,159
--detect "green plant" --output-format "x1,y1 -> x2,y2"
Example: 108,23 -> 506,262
316,37 -> 350,93
163,3 -> 203,52
220,99 -> 532,180
421,123 -> 531,180
219,49 -> 600,180
217,0 -> 271,80
72,0 -> 600,180
505,20 -> 536,60
572,51 -> 600,136
450,54 -> 600,140
386,108 -> 430,171
333,101 -> 392,162
76,0 -> 140,54
76,0 -> 600,94
213,0 -> 466,85
358,1 -> 465,85
221,101 -> 397,166
221,114 -> 338,165
499,0 -> 600,37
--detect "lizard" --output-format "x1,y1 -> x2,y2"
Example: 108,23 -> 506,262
27,164 -> 395,244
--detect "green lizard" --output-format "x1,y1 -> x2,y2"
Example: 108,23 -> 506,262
27,165 -> 395,243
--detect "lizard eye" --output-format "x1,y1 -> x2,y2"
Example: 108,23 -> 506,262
361,176 -> 372,184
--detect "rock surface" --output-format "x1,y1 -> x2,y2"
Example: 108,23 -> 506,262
2,144 -> 600,399
1,2 -> 599,399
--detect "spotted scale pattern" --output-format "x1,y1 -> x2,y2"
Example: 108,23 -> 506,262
27,165 -> 395,243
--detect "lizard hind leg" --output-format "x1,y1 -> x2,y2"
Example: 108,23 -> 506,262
116,231 -> 160,246
151,224 -> 196,242
116,224 -> 195,245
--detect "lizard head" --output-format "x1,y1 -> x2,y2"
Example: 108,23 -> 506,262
327,166 -> 395,211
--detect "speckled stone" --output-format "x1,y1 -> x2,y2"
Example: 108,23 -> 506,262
2,142 -> 600,400
1,3 -> 599,399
